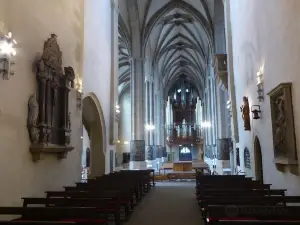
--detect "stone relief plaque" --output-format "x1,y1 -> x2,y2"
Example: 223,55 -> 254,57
130,140 -> 145,161
216,138 -> 231,160
236,148 -> 240,166
244,147 -> 251,169
157,145 -> 163,158
122,152 -> 130,164
146,145 -> 154,160
162,147 -> 167,157
267,83 -> 298,165
152,145 -> 157,159
115,152 -> 122,167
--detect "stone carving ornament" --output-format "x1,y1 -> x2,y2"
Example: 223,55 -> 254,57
27,34 -> 74,162
274,95 -> 286,154
130,140 -> 145,161
268,83 -> 297,165
146,145 -> 154,160
27,94 -> 39,144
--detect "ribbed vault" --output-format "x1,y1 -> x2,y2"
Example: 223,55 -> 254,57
118,0 -> 215,99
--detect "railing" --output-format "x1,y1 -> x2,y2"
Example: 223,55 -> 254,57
165,123 -> 203,144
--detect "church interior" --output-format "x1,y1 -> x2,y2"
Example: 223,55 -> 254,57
1,0 -> 300,224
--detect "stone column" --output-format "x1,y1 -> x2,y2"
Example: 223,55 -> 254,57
130,58 -> 146,169
224,0 -> 239,173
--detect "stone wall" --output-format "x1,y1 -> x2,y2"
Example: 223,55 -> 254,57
229,0 -> 300,194
0,0 -> 116,206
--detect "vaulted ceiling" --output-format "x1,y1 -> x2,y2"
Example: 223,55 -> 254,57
118,0 -> 215,98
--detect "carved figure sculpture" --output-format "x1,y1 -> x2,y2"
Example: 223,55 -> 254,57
27,94 -> 39,143
274,96 -> 286,155
240,96 -> 251,131
42,34 -> 62,74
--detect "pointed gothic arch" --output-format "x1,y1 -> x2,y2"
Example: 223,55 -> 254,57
254,136 -> 264,181
82,93 -> 106,177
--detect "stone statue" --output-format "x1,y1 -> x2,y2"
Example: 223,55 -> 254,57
240,96 -> 251,131
42,34 -> 63,74
274,96 -> 286,154
27,94 -> 39,143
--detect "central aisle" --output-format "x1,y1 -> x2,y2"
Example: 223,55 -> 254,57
126,182 -> 203,225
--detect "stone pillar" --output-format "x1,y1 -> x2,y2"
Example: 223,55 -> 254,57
130,58 -> 146,169
149,80 -> 154,144
156,145 -> 163,170
130,140 -> 146,169
145,81 -> 150,145
162,146 -> 168,163
146,145 -> 155,169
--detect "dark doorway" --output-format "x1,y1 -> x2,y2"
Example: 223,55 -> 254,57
254,136 -> 263,181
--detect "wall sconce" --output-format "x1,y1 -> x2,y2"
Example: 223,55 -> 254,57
0,32 -> 17,80
256,70 -> 264,102
251,105 -> 261,120
145,124 -> 155,131
115,104 -> 120,123
226,100 -> 232,118
75,83 -> 82,110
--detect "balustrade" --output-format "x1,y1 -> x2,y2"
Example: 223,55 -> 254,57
165,123 -> 203,144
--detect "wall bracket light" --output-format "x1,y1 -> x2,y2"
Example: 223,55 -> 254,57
0,32 -> 17,80
251,105 -> 261,120
256,70 -> 264,102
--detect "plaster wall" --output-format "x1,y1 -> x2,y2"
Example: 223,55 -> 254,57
82,126 -> 90,168
230,0 -> 300,194
118,89 -> 131,153
0,0 -> 84,206
83,0 -> 118,173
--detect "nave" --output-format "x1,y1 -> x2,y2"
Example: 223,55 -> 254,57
126,182 -> 202,225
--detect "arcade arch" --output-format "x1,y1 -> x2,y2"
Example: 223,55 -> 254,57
82,93 -> 106,178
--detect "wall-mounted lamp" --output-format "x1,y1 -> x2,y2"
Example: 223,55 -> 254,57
256,70 -> 264,102
145,124 -> 155,131
201,121 -> 211,128
75,83 -> 82,110
251,105 -> 261,120
226,100 -> 231,109
115,104 -> 120,123
0,32 -> 17,80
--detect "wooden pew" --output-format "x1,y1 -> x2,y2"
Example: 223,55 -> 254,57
195,174 -> 300,225
205,205 -> 300,223
22,197 -> 122,224
0,222 -> 75,225
0,207 -> 107,224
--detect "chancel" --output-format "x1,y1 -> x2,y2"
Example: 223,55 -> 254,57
1,0 -> 300,225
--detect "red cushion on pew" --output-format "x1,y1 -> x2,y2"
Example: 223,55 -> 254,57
61,219 -> 106,224
208,217 -> 256,221
210,218 -> 300,222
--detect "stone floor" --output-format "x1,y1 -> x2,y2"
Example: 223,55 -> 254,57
126,181 -> 203,225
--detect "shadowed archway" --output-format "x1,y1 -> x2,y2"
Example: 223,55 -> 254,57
82,93 -> 106,177
254,136 -> 263,182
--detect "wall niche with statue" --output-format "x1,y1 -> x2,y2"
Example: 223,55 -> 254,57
268,83 -> 298,165
27,34 -> 75,162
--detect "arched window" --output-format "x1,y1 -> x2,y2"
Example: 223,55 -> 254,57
180,147 -> 191,154
244,147 -> 251,169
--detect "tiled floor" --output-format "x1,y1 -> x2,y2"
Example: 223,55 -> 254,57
126,181 -> 203,225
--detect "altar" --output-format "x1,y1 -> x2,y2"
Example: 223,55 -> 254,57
159,161 -> 209,174
173,161 -> 192,171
